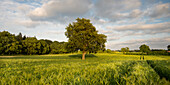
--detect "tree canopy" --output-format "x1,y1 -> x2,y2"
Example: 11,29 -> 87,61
168,45 -> 170,51
121,47 -> 129,54
139,44 -> 150,54
65,18 -> 107,60
0,31 -> 70,55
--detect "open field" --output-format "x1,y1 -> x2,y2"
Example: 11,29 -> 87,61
0,53 -> 170,85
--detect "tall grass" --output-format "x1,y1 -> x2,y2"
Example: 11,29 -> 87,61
0,53 -> 169,84
147,60 -> 170,81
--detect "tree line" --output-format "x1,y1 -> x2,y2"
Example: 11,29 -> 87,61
121,44 -> 169,55
0,31 -> 72,55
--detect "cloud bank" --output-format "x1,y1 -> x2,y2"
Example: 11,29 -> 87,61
0,0 -> 170,50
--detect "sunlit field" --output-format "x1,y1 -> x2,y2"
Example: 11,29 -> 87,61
0,53 -> 170,85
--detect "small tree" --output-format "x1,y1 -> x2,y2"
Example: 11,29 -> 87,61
125,47 -> 129,54
106,49 -> 112,53
121,47 -> 129,54
65,18 -> 107,60
139,44 -> 150,55
121,48 -> 126,54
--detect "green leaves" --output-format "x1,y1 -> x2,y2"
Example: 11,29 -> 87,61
0,31 -> 69,55
139,44 -> 150,54
121,47 -> 129,54
0,31 -> 22,55
65,18 -> 107,54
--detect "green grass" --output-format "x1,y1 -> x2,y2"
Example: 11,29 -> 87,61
0,53 -> 170,85
147,60 -> 170,81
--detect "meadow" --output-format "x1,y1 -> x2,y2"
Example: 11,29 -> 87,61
0,53 -> 170,85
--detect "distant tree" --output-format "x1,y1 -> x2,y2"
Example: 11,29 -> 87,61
65,18 -> 107,60
0,31 -> 72,55
139,44 -> 150,55
121,48 -> 126,54
106,49 -> 112,53
168,45 -> 170,51
125,47 -> 129,53
121,47 -> 129,54
16,32 -> 22,41
40,39 -> 53,45
168,45 -> 170,55
23,35 -> 26,40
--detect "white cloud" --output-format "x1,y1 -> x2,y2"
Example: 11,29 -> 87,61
17,4 -> 35,14
95,1 -> 170,23
98,19 -> 107,23
95,0 -> 141,20
29,0 -> 92,21
17,20 -> 43,28
29,7 -> 47,17
145,3 -> 170,19
107,22 -> 170,32
38,31 -> 64,35
128,9 -> 142,18
98,29 -> 113,34
105,22 -> 170,42
95,0 -> 141,12
108,37 -> 121,41
0,0 -> 170,50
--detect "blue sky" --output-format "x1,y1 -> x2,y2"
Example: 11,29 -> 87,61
0,0 -> 170,50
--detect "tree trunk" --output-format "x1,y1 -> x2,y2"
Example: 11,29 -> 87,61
82,51 -> 86,60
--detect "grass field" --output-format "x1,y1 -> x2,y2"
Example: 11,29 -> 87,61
0,53 -> 170,85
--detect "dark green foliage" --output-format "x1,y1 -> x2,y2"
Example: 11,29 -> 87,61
16,32 -> 22,42
0,31 -> 70,55
40,39 -> 53,45
38,40 -> 50,54
50,41 -> 68,54
147,60 -> 170,81
65,18 -> 107,59
106,49 -> 112,53
126,50 -> 168,55
148,50 -> 168,55
139,44 -> 150,55
168,45 -> 170,55
0,31 -> 22,55
168,45 -> 170,51
22,37 -> 39,55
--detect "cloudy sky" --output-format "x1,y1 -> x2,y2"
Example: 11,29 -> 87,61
0,0 -> 170,50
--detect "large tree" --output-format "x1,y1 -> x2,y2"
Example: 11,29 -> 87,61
65,18 -> 107,60
139,44 -> 150,55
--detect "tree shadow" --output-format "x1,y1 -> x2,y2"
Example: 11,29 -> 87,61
0,54 -> 97,60
0,56 -> 68,59
69,54 -> 97,59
